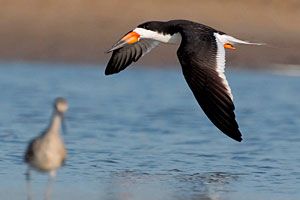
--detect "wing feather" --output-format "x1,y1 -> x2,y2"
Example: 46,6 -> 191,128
105,39 -> 159,75
177,32 -> 242,142
133,45 -> 142,61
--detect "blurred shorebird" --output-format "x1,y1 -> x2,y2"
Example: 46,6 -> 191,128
105,19 -> 263,142
24,97 -> 68,200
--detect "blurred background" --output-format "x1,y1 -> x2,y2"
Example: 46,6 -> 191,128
1,1 -> 300,200
1,0 -> 300,67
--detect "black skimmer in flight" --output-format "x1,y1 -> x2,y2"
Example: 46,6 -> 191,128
24,97 -> 68,199
105,20 -> 262,142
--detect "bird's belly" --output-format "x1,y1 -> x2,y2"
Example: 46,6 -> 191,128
30,144 -> 67,172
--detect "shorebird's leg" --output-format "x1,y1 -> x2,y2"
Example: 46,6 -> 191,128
49,170 -> 57,178
45,171 -> 56,200
25,168 -> 33,200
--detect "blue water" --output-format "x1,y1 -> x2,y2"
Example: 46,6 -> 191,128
0,62 -> 299,200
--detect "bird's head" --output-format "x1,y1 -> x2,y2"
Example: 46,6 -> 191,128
119,21 -> 167,44
107,21 -> 179,53
54,97 -> 68,114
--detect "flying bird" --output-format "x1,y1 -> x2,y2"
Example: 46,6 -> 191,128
105,20 -> 262,142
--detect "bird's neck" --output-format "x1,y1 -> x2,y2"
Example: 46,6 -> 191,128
47,111 -> 63,135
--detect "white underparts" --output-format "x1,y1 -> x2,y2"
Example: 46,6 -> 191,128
133,28 -> 182,44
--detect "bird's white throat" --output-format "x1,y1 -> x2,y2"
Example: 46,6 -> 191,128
133,27 -> 182,44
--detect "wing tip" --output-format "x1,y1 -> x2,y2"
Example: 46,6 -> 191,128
231,130 -> 243,142
105,65 -> 122,75
229,135 -> 242,142
105,49 -> 113,53
236,136 -> 243,142
104,68 -> 114,75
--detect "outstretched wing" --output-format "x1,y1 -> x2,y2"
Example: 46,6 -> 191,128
177,33 -> 242,142
105,39 -> 159,75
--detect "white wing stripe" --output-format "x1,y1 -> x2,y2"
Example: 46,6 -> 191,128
214,33 -> 233,100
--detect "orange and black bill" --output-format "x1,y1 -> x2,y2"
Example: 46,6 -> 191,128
107,31 -> 140,53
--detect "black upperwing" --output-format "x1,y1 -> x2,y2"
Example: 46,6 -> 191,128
105,39 -> 159,75
177,31 -> 242,142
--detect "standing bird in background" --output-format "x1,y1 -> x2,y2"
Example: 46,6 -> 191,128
24,97 -> 68,200
105,19 -> 263,142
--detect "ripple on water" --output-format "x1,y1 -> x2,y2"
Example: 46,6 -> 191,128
0,64 -> 299,200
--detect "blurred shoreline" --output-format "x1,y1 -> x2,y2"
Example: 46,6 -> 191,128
1,0 -> 300,67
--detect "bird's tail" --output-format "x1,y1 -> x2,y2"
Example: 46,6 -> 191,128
223,34 -> 265,46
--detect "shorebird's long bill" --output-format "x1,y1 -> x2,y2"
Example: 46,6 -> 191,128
107,31 -> 140,53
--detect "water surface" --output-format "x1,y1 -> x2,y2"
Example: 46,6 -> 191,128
0,62 -> 299,200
